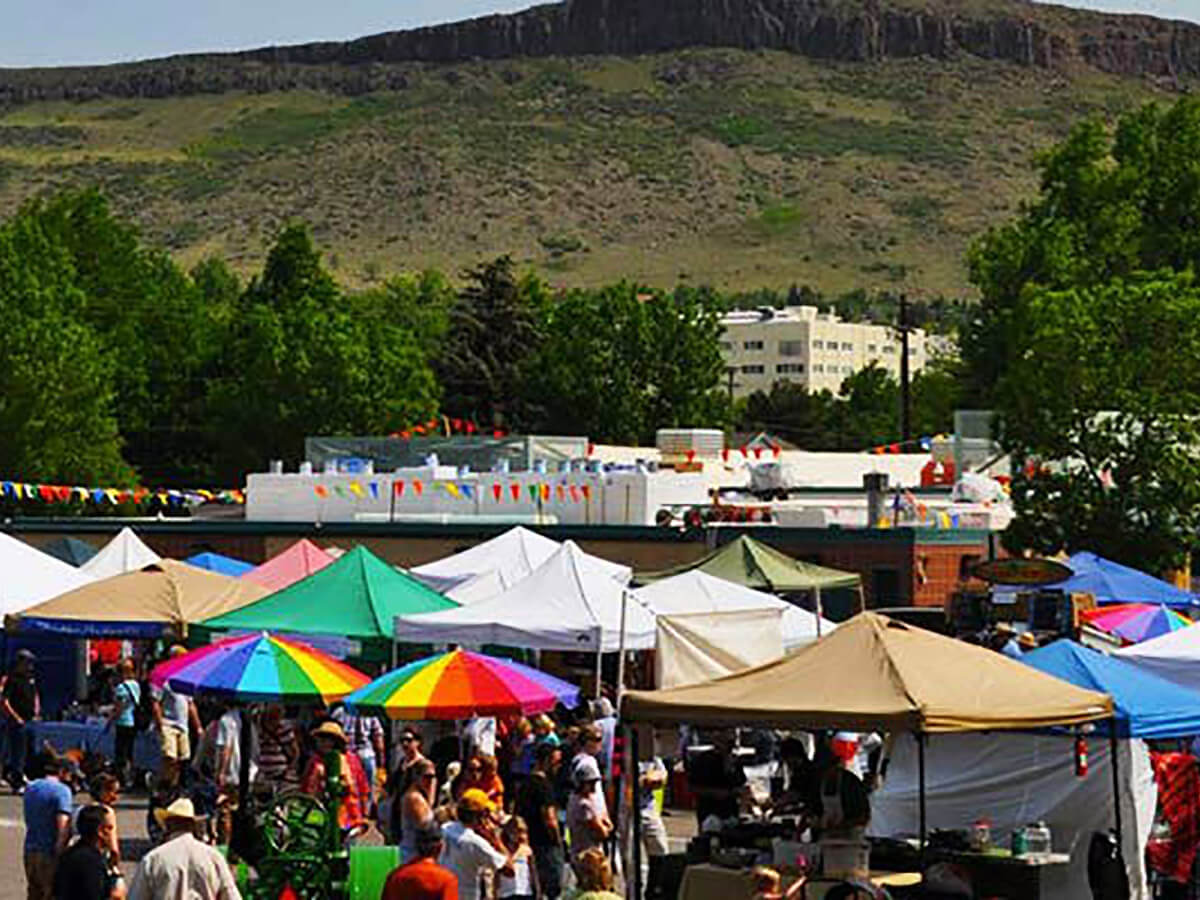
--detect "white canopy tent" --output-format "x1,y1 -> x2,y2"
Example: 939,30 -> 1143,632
871,732 -> 1155,900
81,527 -> 160,580
396,540 -> 655,653
656,609 -> 785,689
0,533 -> 95,617
633,570 -> 836,650
1117,623 -> 1200,691
409,526 -> 630,602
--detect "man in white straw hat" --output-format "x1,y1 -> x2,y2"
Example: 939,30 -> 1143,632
127,798 -> 241,900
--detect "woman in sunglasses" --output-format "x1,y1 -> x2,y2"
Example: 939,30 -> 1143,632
395,758 -> 438,864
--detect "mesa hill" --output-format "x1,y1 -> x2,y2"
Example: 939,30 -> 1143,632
0,0 -> 1193,293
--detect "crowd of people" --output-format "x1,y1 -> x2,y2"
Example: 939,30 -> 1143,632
8,643 -> 640,900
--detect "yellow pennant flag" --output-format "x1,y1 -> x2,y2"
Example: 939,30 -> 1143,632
348,481 -> 365,498
445,483 -> 461,499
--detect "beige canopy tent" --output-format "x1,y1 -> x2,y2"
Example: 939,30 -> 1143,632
623,612 -> 1112,732
621,613 -> 1116,897
6,560 -> 270,638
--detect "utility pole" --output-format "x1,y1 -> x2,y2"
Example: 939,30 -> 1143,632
899,293 -> 912,445
727,367 -> 736,404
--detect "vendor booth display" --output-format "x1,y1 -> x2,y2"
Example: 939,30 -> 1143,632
396,540 -> 656,652
80,526 -> 160,579
410,525 -> 631,599
185,552 -> 254,578
201,545 -> 457,640
6,560 -> 270,637
0,532 -> 94,616
344,647 -> 581,719
634,570 -> 836,650
239,538 -> 334,592
622,613 -> 1114,900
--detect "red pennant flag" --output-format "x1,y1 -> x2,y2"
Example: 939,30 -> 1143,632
889,443 -> 901,454
394,481 -> 405,497
569,485 -> 580,503
722,448 -> 730,462
452,418 -> 463,431
414,424 -> 426,435
556,485 -> 565,502
56,485 -> 72,502
753,447 -> 763,460
493,429 -> 505,439
581,485 -> 592,500
541,484 -> 550,502
413,479 -> 424,496
400,430 -> 411,440
278,884 -> 300,900
492,483 -> 503,502
314,485 -> 329,498
466,422 -> 477,434
586,442 -> 595,457
427,418 -> 439,430
772,444 -> 782,458
739,446 -> 748,458
510,483 -> 521,502
686,449 -> 696,463
38,485 -> 54,502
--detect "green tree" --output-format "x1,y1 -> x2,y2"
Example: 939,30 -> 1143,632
738,382 -> 839,449
208,225 -> 439,479
965,96 -> 1200,402
435,256 -> 549,429
530,284 -> 729,444
0,210 -> 130,482
997,272 -> 1200,572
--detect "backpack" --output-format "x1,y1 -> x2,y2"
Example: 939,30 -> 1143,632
1088,830 -> 1130,900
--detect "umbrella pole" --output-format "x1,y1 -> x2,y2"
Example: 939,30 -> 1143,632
1110,724 -> 1124,858
238,704 -> 252,812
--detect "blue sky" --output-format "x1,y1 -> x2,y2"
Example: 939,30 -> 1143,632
2,0 -> 1198,68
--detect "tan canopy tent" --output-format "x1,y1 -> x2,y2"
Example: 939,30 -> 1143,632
6,560 -> 270,638
621,614 -> 1116,896
623,612 -> 1112,732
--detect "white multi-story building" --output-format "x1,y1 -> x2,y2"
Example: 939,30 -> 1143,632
719,306 -> 928,398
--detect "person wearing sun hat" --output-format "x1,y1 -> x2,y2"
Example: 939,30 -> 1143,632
128,797 -> 241,900
567,755 -> 612,870
439,789 -> 513,900
301,720 -> 371,834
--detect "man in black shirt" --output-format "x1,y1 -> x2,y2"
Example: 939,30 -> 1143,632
686,730 -> 748,827
516,742 -> 564,899
1,649 -> 40,792
54,804 -> 120,900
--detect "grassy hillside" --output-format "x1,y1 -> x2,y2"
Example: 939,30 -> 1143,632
0,49 -> 1171,294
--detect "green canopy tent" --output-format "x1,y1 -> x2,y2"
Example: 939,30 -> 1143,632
199,546 -> 458,650
638,535 -> 862,633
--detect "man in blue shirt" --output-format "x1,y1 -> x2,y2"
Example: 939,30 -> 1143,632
24,751 -> 75,900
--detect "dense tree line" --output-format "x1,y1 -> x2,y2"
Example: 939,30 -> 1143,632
964,95 -> 1200,572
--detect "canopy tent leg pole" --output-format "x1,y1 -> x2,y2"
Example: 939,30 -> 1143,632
917,731 -> 927,874
815,588 -> 824,638
616,591 -> 629,707
1110,724 -> 1124,858
631,723 -> 643,900
595,647 -> 604,700
237,703 -> 252,813
858,583 -> 866,614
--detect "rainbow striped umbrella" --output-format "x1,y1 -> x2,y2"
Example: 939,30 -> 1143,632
1083,603 -> 1192,645
150,632 -> 369,704
344,649 -> 580,720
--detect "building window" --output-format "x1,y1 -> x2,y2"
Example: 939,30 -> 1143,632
718,341 -> 733,352
776,363 -> 805,374
842,366 -> 853,374
742,364 -> 765,374
813,340 -> 824,349
882,344 -> 896,354
743,340 -> 764,351
868,343 -> 877,353
841,341 -> 854,351
778,340 -> 806,357
813,364 -> 824,373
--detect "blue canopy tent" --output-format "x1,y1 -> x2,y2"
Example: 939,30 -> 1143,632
184,552 -> 254,578
1051,552 -> 1195,607
1022,639 -> 1200,738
